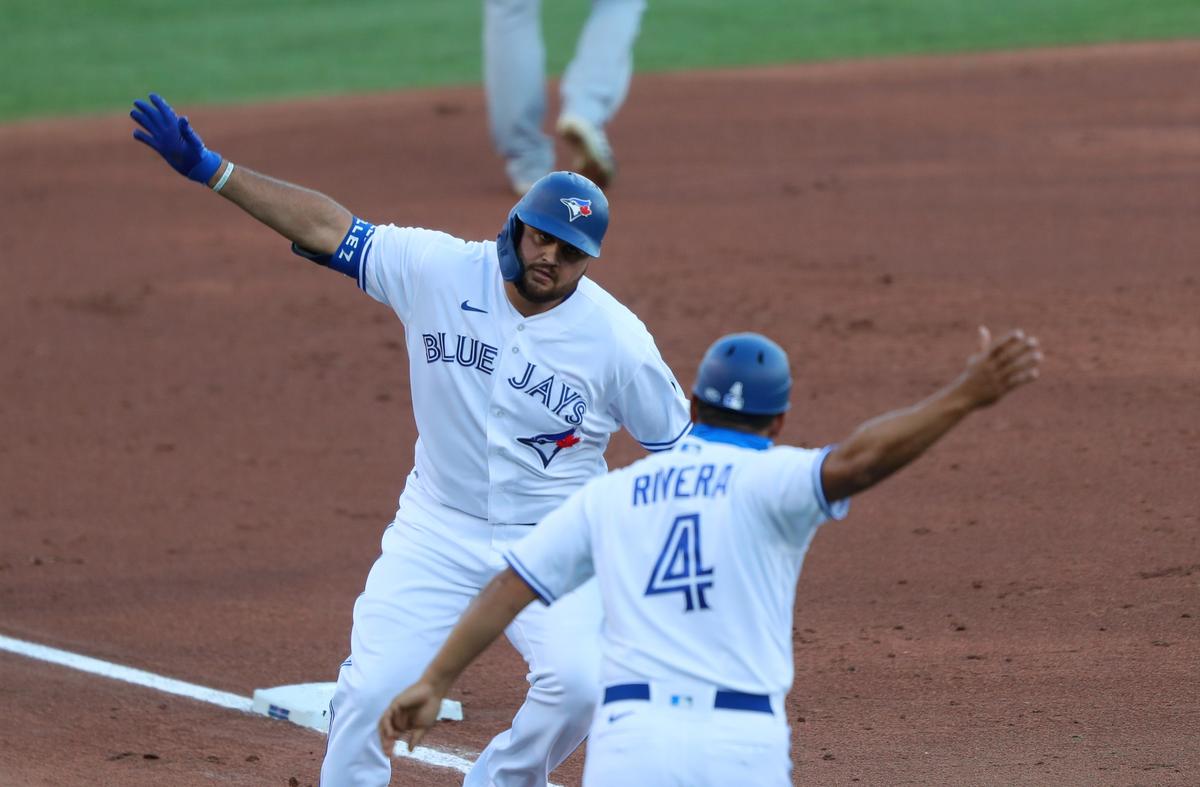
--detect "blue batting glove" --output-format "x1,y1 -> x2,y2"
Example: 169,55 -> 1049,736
131,93 -> 222,184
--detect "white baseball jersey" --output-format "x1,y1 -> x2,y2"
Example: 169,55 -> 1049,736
504,424 -> 849,695
328,218 -> 691,525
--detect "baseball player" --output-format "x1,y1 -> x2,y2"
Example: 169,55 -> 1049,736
379,328 -> 1043,785
130,93 -> 691,786
484,0 -> 645,193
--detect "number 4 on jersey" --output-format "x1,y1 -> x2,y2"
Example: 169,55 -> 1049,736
644,514 -> 714,611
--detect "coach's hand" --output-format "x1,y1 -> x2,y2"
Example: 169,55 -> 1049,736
379,681 -> 444,755
955,326 -> 1042,409
130,93 -> 222,184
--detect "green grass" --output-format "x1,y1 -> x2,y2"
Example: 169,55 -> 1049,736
638,0 -> 1200,70
2,0 -> 1198,122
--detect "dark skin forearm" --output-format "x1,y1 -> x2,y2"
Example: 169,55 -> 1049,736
820,376 -> 975,501
821,327 -> 1042,502
206,159 -> 353,256
423,569 -> 537,692
379,568 -> 538,752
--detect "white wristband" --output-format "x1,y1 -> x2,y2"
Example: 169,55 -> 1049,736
211,161 -> 235,193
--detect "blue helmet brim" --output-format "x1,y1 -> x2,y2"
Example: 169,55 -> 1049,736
516,206 -> 603,258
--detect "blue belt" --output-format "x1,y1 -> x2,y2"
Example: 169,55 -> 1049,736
602,683 -> 773,714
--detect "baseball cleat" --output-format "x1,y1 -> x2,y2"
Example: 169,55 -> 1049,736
556,113 -> 616,189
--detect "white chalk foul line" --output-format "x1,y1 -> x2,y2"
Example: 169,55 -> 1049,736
0,633 -> 254,713
0,634 -> 480,776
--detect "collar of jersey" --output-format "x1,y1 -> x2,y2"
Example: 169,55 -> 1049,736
496,254 -> 590,323
689,423 -> 773,451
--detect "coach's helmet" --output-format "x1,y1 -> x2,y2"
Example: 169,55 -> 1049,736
497,171 -> 609,281
693,333 -> 793,415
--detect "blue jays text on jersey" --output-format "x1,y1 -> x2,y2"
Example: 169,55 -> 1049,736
423,332 -> 500,375
508,362 -> 589,425
421,336 -> 591,426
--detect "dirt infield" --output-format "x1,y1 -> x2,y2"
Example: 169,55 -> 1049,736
2,40 -> 1197,786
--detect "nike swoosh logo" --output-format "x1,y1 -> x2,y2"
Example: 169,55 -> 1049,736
607,710 -> 635,724
460,300 -> 487,313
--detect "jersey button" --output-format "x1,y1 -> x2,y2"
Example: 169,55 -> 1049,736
511,346 -> 519,353
494,408 -> 504,417
517,324 -> 525,332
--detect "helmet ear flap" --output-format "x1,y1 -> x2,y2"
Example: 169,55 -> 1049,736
496,213 -> 525,282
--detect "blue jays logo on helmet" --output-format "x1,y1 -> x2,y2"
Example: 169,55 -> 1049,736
496,172 -> 609,281
560,197 -> 593,222
693,333 -> 792,416
517,428 -> 582,469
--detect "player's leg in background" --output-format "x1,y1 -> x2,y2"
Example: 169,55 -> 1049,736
555,0 -> 646,187
322,500 -> 498,786
559,0 -> 646,127
483,0 -> 554,194
465,574 -> 603,787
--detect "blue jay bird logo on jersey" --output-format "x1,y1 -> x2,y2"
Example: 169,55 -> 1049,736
645,514 -> 714,612
517,428 -> 582,468
560,197 -> 593,222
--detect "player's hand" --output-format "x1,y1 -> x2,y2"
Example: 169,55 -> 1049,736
130,93 -> 222,184
378,681 -> 444,756
957,326 -> 1042,408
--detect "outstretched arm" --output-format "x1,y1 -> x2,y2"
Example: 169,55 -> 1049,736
821,327 -> 1042,502
378,568 -> 538,754
131,93 -> 352,255
206,165 -> 352,256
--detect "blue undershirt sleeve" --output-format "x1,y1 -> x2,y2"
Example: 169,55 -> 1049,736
290,217 -> 376,288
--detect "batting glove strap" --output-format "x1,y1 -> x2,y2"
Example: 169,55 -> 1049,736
182,123 -> 222,184
131,93 -> 222,184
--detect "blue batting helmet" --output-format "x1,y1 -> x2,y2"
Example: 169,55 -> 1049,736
693,333 -> 792,415
496,171 -> 609,281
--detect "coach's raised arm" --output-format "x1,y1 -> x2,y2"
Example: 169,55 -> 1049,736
820,327 -> 1042,502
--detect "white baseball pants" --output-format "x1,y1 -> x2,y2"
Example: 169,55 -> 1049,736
582,681 -> 792,787
320,475 -> 601,786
